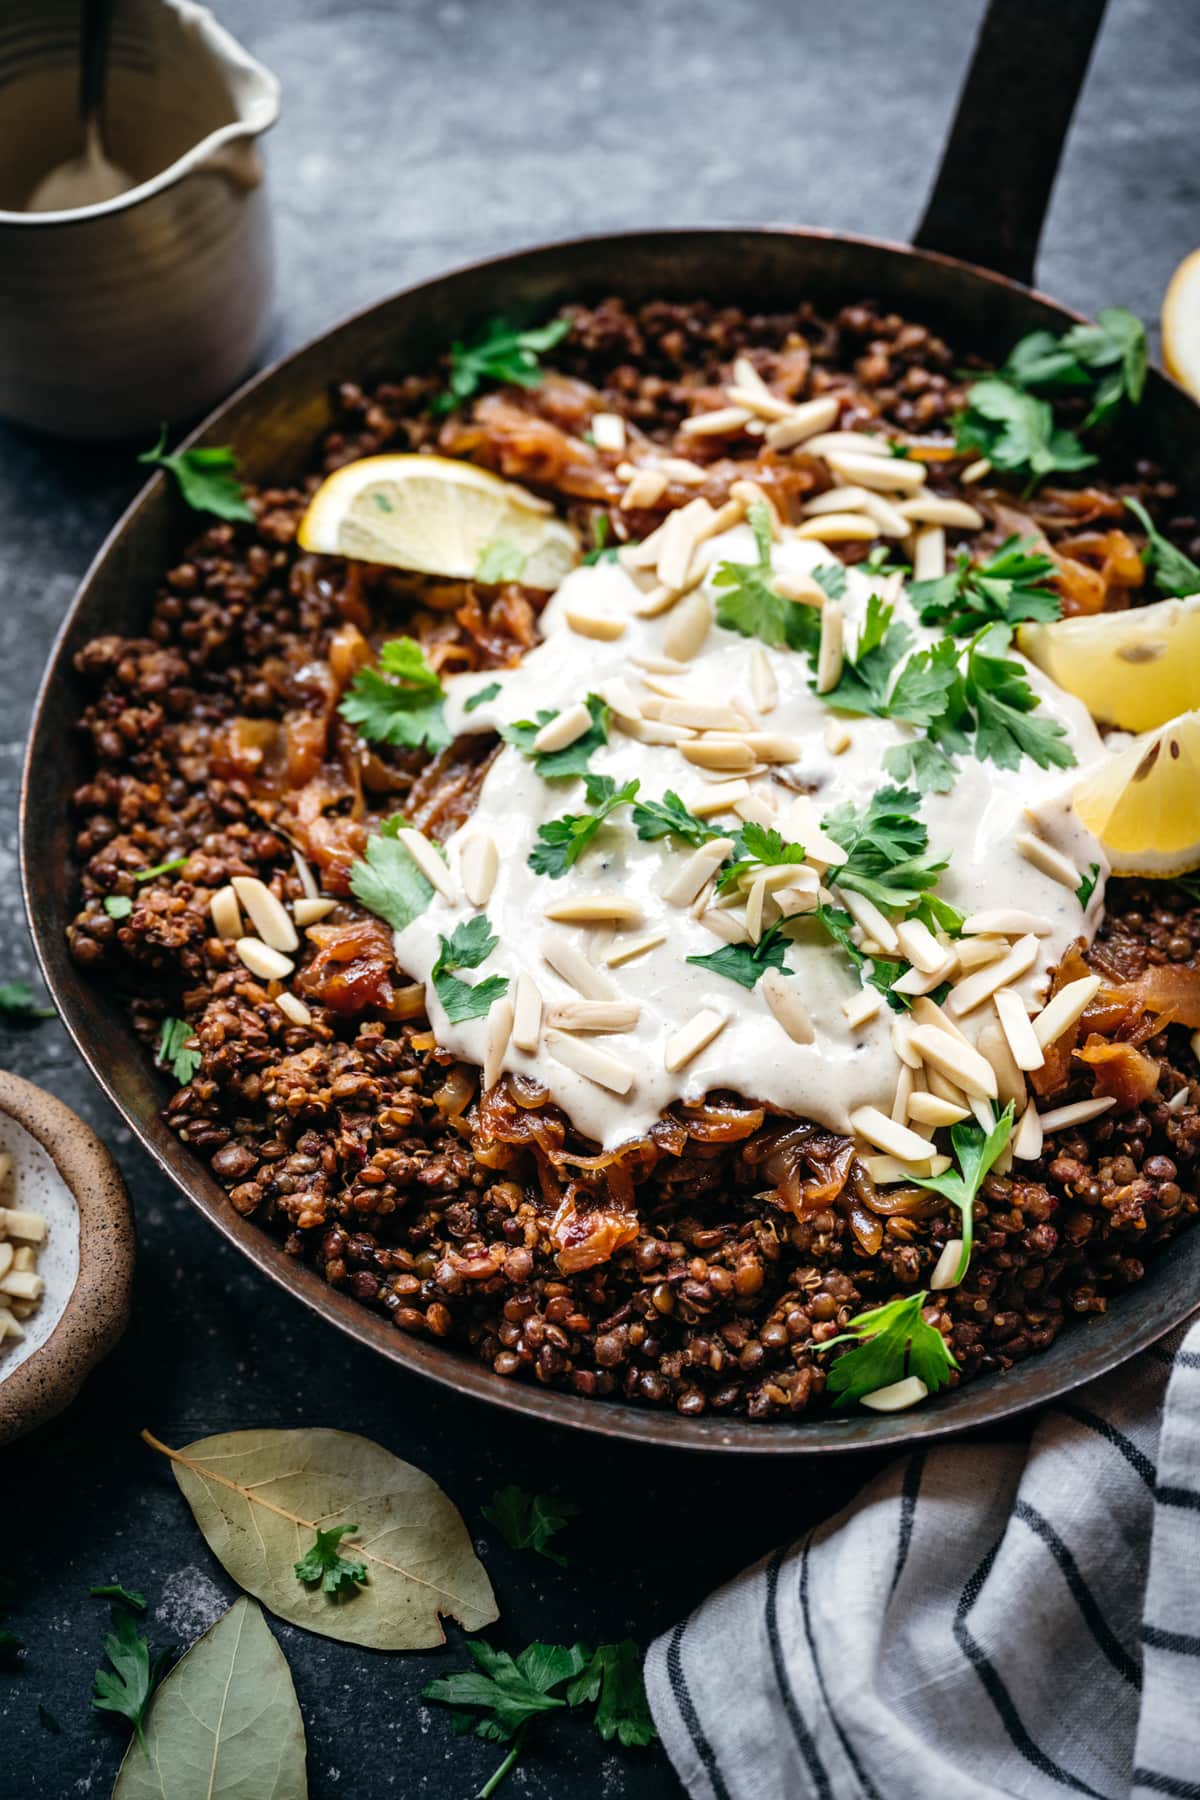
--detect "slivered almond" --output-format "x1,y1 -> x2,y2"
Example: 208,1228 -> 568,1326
565,605 -> 625,641
744,873 -> 768,943
773,570 -> 830,605
838,887 -> 898,953
663,838 -> 735,907
625,718 -> 696,745
0,1270 -> 43,1302
292,849 -> 319,899
866,1153 -> 948,1183
541,933 -> 617,1001
546,1000 -> 641,1032
760,969 -> 814,1044
534,702 -> 592,753
912,525 -> 945,581
621,467 -> 669,510
994,988 -> 1046,1070
909,1092 -> 970,1127
816,600 -> 844,693
925,1065 -> 969,1106
591,411 -> 626,452
1016,832 -> 1082,891
544,895 -> 644,926
659,457 -> 709,484
664,1008 -> 727,1072
731,355 -> 772,396
891,1015 -> 920,1069
896,917 -> 948,974
1,1209 -> 46,1243
741,732 -> 801,764
231,876 -> 298,953
276,991 -> 312,1027
955,935 -> 1008,972
680,738 -> 755,772
977,1019 -> 1026,1110
210,885 -> 243,940
851,1106 -> 938,1163
662,590 -> 713,661
1037,1095 -> 1117,1133
749,646 -> 778,714
1012,1103 -> 1044,1160
946,934 -> 1039,1016
961,457 -> 992,484
460,833 -> 499,908
842,988 -> 881,1028
857,490 -> 911,538
804,485 -> 873,516
679,405 -> 753,437
595,676 -> 643,725
235,938 -> 294,981
398,828 -> 456,901
700,908 -> 750,945
827,450 -> 928,493
962,908 -> 1054,938
512,972 -> 543,1050
482,998 -> 514,1089
802,431 -> 893,460
546,1029 -> 635,1094
658,499 -> 717,590
660,699 -> 745,731
688,779 -> 751,818
824,717 -> 852,755
908,1024 -> 998,1099
726,383 -> 793,421
294,896 -> 336,927
622,523 -> 667,569
861,1375 -> 930,1412
793,513 -> 878,543
897,495 -> 984,530
910,995 -> 971,1043
604,928 -> 667,967
763,396 -> 840,450
891,955 -> 957,997
730,480 -> 782,534
1033,975 -> 1103,1049
929,1239 -> 966,1290
891,1063 -> 916,1123
733,790 -> 777,825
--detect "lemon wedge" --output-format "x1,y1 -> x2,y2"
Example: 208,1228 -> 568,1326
297,454 -> 579,586
1163,248 -> 1200,401
1072,710 -> 1200,876
1018,595 -> 1200,732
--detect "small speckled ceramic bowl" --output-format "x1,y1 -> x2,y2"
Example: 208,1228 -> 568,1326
0,1070 -> 134,1444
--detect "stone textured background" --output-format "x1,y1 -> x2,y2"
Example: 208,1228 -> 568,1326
1,1 -> 1197,1794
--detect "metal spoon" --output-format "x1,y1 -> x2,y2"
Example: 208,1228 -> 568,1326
25,0 -> 134,212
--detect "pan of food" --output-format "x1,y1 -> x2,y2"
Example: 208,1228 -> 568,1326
21,0 -> 1200,1450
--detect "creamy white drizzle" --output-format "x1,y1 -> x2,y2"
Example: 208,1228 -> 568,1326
393,527 -> 1108,1150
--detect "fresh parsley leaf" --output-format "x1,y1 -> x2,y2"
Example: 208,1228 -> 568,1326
465,681 -> 502,713
131,855 -> 189,883
339,637 -> 450,753
157,1016 -> 200,1085
954,377 -> 1095,484
822,786 -> 946,911
90,1584 -> 146,1611
912,892 -> 966,937
960,624 -> 1075,773
882,734 -> 958,795
483,1485 -> 581,1566
528,775 -> 639,878
713,502 -> 820,652
435,315 -> 571,415
1076,861 -> 1101,909
293,1523 -> 369,1597
820,1290 -> 958,1410
0,980 -> 55,1021
582,515 -> 623,566
500,694 -> 610,779
811,561 -> 847,599
715,821 -> 806,896
686,922 -> 792,991
1124,497 -> 1200,598
863,544 -> 911,578
914,1102 -> 1015,1283
138,429 -> 254,523
910,535 -> 1062,634
432,917 -> 509,1023
630,790 -> 718,848
348,825 -> 434,932
103,895 -> 133,920
818,595 -> 923,721
424,1639 -> 591,1796
1002,308 -> 1147,429
811,904 -> 908,1012
92,1603 -> 168,1750
565,1641 -> 657,1748
476,539 -> 528,584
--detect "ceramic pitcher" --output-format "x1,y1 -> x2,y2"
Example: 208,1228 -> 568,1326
0,0 -> 280,439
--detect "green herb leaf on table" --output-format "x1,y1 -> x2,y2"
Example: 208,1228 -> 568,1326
138,429 -> 255,523
92,1602 -> 168,1750
111,1598 -> 307,1800
954,378 -> 1095,485
293,1523 -> 368,1597
686,921 -> 794,991
142,1427 -> 498,1650
715,820 -> 806,896
529,775 -> 639,878
104,896 -> 133,920
348,824 -> 434,933
566,1641 -> 657,1748
435,315 -> 571,416
465,681 -> 502,714
631,790 -> 719,848
713,502 -> 821,653
90,1584 -> 147,1612
0,980 -> 56,1021
339,636 -> 450,753
475,539 -> 528,584
1124,497 -> 1200,597
1076,861 -> 1102,909
432,917 -> 509,1023
820,1291 -> 958,1410
157,1017 -> 200,1085
909,535 -> 1062,634
483,1485 -> 580,1566
914,1102 -> 1015,1284
500,694 -> 611,779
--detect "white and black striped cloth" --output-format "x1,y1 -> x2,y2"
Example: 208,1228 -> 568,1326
647,1316 -> 1200,1800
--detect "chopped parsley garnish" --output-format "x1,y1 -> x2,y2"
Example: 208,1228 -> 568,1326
914,1102 -> 1015,1284
686,921 -> 794,991
909,535 -> 1062,634
431,916 -> 509,1023
713,502 -> 820,652
348,821 -> 433,932
434,315 -> 572,416
811,561 -> 848,599
157,1016 -> 200,1085
138,429 -> 254,522
820,595 -> 956,727
813,903 -> 909,1009
862,544 -> 911,578
0,980 -> 55,1021
465,680 -> 502,713
339,637 -> 450,753
293,1523 -> 369,1597
954,378 -> 1095,485
715,821 -> 807,896
1000,307 -> 1147,430
91,1594 -> 169,1751
90,1584 -> 147,1611
1124,496 -> 1200,597
911,891 -> 966,937
483,1486 -> 580,1567
103,895 -> 131,920
582,515 -> 622,566
500,694 -> 610,779
528,774 -> 639,878
822,786 -> 946,911
475,539 -> 528,584
631,790 -> 719,848
820,1290 -> 958,1410
1076,861 -> 1101,909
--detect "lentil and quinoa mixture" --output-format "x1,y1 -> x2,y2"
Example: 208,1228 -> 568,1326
66,298 -> 1200,1421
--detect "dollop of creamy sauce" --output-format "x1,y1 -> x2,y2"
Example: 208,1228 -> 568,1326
393,525 -> 1107,1150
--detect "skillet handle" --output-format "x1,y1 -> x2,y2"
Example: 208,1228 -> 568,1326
913,0 -> 1108,286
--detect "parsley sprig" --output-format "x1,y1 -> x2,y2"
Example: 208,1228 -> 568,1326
1124,497 -> 1200,597
483,1486 -> 580,1567
910,535 -> 1062,634
713,503 -> 821,652
431,916 -> 509,1024
0,980 -> 55,1022
138,429 -> 254,522
157,1016 -> 200,1085
501,695 -> 610,780
339,637 -> 450,753
348,817 -> 434,933
822,786 -> 946,911
820,1290 -> 958,1410
529,775 -> 639,877
435,316 -> 571,416
955,378 -> 1095,485
1000,307 -> 1147,430
630,790 -> 718,848
293,1523 -> 369,1598
913,1103 -> 1015,1285
820,595 -> 956,727
715,821 -> 806,896
686,920 -> 796,991
92,1592 -> 169,1752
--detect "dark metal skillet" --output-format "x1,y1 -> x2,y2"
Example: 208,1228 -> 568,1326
21,0 -> 1200,1453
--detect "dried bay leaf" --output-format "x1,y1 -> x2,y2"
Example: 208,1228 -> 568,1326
113,1597 -> 306,1799
144,1426 -> 498,1650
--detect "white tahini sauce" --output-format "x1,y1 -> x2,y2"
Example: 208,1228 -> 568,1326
393,525 -> 1108,1150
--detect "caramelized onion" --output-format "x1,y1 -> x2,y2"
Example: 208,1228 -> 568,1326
678,1099 -> 766,1142
1075,1034 -> 1161,1110
550,1194 -> 639,1274
433,1065 -> 477,1120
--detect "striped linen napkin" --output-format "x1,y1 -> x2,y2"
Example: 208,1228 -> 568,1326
647,1315 -> 1200,1800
